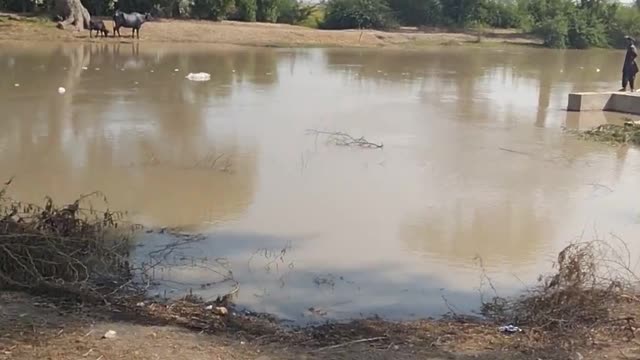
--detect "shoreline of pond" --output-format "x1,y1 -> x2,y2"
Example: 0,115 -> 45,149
1,288 -> 637,360
0,12 -> 542,50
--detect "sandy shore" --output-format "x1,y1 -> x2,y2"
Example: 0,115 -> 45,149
0,13 -> 541,48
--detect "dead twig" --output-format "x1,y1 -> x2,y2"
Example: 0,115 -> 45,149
311,336 -> 387,352
587,183 -> 614,193
498,147 -> 531,156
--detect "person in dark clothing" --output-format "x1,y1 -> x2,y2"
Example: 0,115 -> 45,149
620,36 -> 639,92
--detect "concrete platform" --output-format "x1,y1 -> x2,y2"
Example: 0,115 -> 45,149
568,91 -> 640,114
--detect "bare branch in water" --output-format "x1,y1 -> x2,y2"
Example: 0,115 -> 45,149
306,129 -> 383,149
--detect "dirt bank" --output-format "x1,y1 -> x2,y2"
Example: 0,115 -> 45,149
0,13 -> 541,48
0,291 -> 637,360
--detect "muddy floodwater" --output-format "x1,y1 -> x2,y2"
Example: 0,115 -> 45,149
2,42 -> 640,323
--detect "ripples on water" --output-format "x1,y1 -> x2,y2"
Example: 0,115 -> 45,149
1,42 -> 639,322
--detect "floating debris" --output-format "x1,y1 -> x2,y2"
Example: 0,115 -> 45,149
13,83 -> 19,87
572,121 -> 640,145
185,72 -> 211,82
57,87 -> 66,94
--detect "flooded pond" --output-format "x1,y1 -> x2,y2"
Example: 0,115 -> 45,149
1,42 -> 640,323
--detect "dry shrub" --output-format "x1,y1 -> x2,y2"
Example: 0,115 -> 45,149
0,184 -> 135,300
483,239 -> 638,332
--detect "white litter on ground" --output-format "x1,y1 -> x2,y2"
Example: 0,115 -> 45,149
57,87 -> 66,94
82,67 -> 88,70
185,72 -> 211,81
102,330 -> 117,339
14,83 -> 19,87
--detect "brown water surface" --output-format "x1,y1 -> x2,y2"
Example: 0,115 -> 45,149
1,42 -> 639,322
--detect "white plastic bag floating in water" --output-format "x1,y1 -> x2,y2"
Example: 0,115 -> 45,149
57,87 -> 66,94
186,72 -> 211,82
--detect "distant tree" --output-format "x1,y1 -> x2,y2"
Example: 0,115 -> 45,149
321,0 -> 395,29
257,0 -> 279,22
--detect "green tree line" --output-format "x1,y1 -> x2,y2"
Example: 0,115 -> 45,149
2,0 -> 640,48
321,0 -> 640,49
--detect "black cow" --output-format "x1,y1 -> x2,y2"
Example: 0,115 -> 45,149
89,19 -> 109,38
113,10 -> 151,39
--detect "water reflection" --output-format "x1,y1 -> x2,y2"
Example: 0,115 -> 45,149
324,48 -> 624,128
0,43 -> 284,227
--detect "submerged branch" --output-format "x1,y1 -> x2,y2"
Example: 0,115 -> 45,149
306,129 -> 383,149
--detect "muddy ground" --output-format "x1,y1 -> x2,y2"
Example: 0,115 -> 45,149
0,13 -> 541,48
1,292 -> 638,360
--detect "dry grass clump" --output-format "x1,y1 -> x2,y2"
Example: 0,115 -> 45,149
0,183 -> 135,300
576,122 -> 640,145
483,239 -> 638,334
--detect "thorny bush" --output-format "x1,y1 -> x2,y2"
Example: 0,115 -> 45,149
0,183 -> 135,300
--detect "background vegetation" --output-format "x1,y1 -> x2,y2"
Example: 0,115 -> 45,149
2,0 -> 640,48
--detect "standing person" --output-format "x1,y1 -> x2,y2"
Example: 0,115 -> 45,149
620,36 -> 639,92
